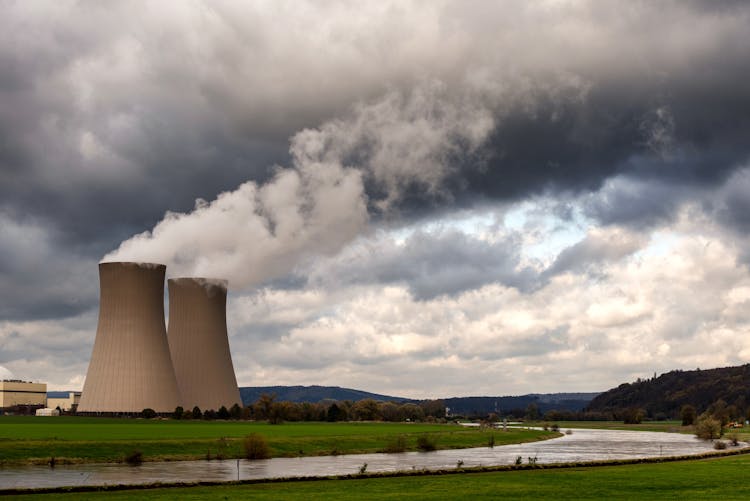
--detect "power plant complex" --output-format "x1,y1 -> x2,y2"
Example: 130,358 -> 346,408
78,262 -> 241,414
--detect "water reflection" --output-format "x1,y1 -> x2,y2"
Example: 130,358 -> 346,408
0,429 -> 731,490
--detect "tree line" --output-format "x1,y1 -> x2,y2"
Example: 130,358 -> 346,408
156,395 -> 447,423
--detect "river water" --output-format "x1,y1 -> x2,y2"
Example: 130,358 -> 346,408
0,428 -> 731,490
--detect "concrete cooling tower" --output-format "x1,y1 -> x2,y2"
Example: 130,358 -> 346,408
78,262 -> 181,413
167,278 -> 241,411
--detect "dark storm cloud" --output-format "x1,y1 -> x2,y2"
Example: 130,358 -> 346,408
544,228 -> 644,278
714,168 -> 750,234
308,230 -> 537,300
581,177 -> 695,228
3,0 -> 750,322
445,69 -> 750,223
0,216 -> 97,320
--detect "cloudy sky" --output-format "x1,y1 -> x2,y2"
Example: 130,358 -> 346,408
2,1 -> 750,398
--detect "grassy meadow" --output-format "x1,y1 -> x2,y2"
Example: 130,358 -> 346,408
526,420 -> 693,434
5,453 -> 750,500
0,417 -> 557,465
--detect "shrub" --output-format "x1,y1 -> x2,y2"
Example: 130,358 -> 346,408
727,433 -> 740,446
565,429 -> 573,435
383,435 -> 407,453
622,407 -> 645,424
515,456 -> 523,465
550,423 -> 560,432
487,434 -> 495,448
695,413 -> 723,440
416,434 -> 437,451
172,406 -> 184,420
714,440 -> 728,450
125,450 -> 143,465
215,437 -> 229,459
141,408 -> 157,419
681,405 -> 697,426
243,433 -> 270,460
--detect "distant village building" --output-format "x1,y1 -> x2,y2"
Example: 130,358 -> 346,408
0,380 -> 47,411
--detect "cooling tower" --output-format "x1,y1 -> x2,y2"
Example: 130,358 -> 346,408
167,277 -> 241,411
78,262 -> 181,413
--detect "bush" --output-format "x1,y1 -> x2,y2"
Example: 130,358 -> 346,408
243,433 -> 270,460
172,406 -> 184,420
695,413 -> 723,440
141,408 -> 157,419
215,437 -> 229,460
714,440 -> 727,450
383,435 -> 407,453
681,405 -> 697,426
622,407 -> 645,424
487,434 -> 495,448
550,423 -> 560,432
727,433 -> 740,446
416,434 -> 437,452
124,450 -> 143,465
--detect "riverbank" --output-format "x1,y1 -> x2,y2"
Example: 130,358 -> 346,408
0,427 -> 729,491
3,441 -> 749,499
0,417 -> 557,465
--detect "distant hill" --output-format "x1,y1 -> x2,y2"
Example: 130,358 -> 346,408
586,364 -> 750,418
444,393 -> 599,417
239,385 -> 413,406
239,385 -> 599,416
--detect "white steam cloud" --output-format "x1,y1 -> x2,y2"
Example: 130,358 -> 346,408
104,84 -> 495,287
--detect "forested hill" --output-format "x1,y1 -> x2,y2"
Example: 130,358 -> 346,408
586,364 -> 750,418
239,385 -> 599,416
239,386 -> 413,405
444,393 -> 599,417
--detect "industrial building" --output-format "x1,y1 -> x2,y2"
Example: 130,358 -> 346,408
47,391 -> 81,411
0,380 -> 47,411
78,262 -> 182,413
167,278 -> 241,411
78,261 -> 241,414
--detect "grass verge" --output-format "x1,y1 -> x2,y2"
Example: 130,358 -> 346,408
4,448 -> 750,500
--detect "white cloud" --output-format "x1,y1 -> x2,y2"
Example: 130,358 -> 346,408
219,199 -> 750,397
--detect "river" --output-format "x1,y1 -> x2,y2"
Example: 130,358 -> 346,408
0,428 -> 733,490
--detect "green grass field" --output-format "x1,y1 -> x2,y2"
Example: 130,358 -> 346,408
6,454 -> 750,500
528,419 -> 750,442
0,417 -> 557,465
527,420 -> 693,434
